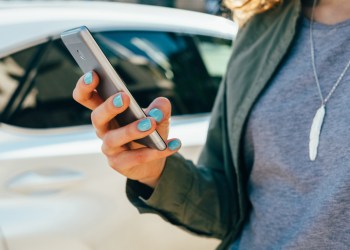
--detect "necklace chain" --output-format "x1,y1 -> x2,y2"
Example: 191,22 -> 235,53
309,0 -> 350,105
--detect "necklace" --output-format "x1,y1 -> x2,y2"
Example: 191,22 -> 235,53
309,0 -> 350,161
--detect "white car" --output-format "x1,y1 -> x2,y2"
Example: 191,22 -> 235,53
0,2 -> 237,250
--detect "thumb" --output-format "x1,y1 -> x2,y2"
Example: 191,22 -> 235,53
144,97 -> 172,140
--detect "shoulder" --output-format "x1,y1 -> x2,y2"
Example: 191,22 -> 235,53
223,0 -> 301,111
226,0 -> 301,72
235,0 -> 301,45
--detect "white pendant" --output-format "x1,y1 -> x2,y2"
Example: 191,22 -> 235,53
309,105 -> 326,161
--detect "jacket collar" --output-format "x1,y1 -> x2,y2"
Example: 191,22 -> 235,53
224,0 -> 302,243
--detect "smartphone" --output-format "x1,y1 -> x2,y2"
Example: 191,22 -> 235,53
61,26 -> 166,151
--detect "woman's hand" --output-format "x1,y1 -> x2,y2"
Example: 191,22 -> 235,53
73,71 -> 181,188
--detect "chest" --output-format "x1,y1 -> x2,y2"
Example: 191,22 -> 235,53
244,19 -> 350,179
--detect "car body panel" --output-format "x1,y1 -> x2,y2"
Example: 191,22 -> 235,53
0,1 -> 237,57
0,115 -> 209,161
0,116 -> 218,250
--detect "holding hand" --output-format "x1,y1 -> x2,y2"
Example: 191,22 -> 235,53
73,71 -> 181,188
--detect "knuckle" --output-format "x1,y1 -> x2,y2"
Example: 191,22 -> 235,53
72,88 -> 83,103
124,124 -> 135,139
101,144 -> 108,155
90,111 -> 102,128
103,131 -> 115,148
95,130 -> 103,139
108,157 -> 125,174
101,142 -> 120,157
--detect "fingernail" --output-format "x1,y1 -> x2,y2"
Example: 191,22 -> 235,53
84,71 -> 93,84
113,94 -> 123,108
149,108 -> 163,123
137,118 -> 152,132
168,139 -> 181,151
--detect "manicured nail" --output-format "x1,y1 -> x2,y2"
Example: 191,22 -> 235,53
113,94 -> 123,108
168,139 -> 181,151
137,118 -> 152,132
149,108 -> 163,123
84,71 -> 93,84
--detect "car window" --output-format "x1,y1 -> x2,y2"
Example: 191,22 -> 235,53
196,36 -> 232,77
0,31 -> 232,129
0,47 -> 37,116
0,41 -> 91,128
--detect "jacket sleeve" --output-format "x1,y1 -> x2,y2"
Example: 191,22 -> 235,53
126,76 -> 237,239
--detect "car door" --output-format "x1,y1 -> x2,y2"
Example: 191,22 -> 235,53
0,30 -> 231,250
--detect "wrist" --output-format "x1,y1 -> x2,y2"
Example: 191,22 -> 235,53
138,158 -> 166,188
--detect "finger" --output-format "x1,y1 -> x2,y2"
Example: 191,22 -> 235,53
72,71 -> 104,110
107,138 -> 182,176
91,92 -> 131,137
101,144 -> 127,157
102,117 -> 157,155
144,97 -> 172,139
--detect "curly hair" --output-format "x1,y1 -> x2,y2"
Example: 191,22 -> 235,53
224,0 -> 282,26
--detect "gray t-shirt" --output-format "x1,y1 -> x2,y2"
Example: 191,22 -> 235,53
230,17 -> 350,249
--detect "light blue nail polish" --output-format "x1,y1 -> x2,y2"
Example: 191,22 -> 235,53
113,94 -> 123,108
137,118 -> 152,132
168,139 -> 181,151
149,108 -> 163,123
84,71 -> 93,84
